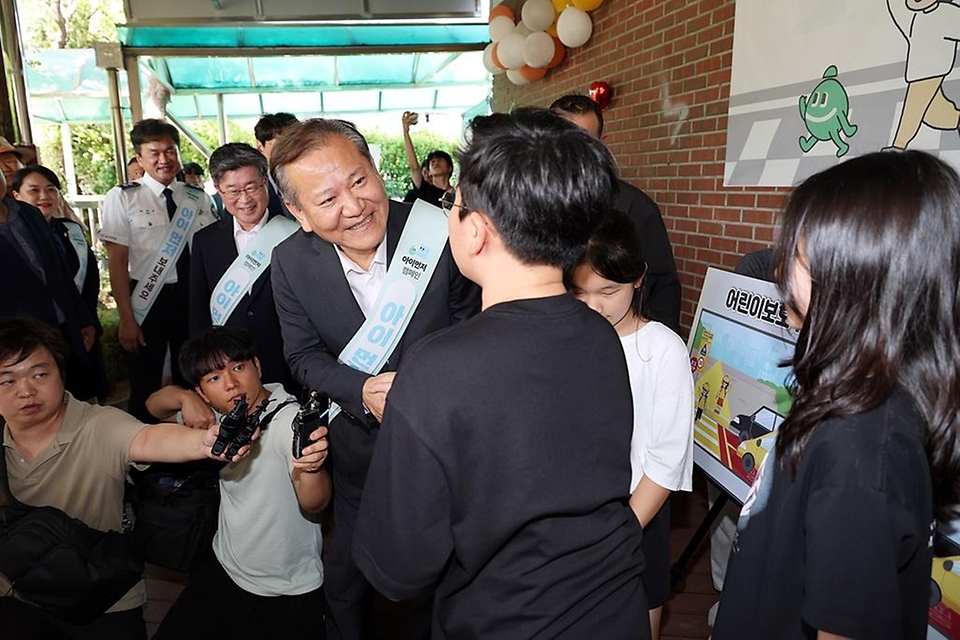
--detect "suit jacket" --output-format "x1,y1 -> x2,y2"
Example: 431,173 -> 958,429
189,210 -> 295,391
615,179 -> 682,334
0,200 -> 96,392
50,218 -> 100,318
272,199 -> 480,504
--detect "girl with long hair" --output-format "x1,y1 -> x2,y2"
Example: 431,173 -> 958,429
713,150 -> 960,639
567,208 -> 694,640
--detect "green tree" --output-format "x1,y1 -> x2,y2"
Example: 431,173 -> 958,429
19,0 -> 124,50
366,129 -> 459,200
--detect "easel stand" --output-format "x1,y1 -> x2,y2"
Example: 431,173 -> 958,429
670,491 -> 729,586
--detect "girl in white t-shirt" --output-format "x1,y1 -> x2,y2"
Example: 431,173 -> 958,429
567,209 -> 694,640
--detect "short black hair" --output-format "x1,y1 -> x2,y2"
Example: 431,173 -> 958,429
550,94 -> 604,137
209,143 -> 269,185
182,162 -> 204,176
566,208 -> 648,317
10,165 -> 61,192
426,150 -> 453,169
0,317 -> 68,380
255,113 -> 299,145
457,108 -> 619,267
179,327 -> 258,388
131,119 -> 180,155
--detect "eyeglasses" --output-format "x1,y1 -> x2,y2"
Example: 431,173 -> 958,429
440,189 -> 470,218
219,180 -> 266,201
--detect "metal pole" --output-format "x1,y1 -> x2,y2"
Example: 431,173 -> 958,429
165,110 -> 212,159
107,68 -> 128,185
125,53 -> 144,124
60,122 -> 77,193
0,0 -> 31,143
216,93 -> 227,146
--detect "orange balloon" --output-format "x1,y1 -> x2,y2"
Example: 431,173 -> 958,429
546,22 -> 559,38
491,43 -> 508,71
547,37 -> 566,68
551,0 -> 572,13
519,65 -> 548,82
489,5 -> 515,22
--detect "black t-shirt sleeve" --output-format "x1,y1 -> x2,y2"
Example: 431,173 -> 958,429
415,182 -> 446,207
353,398 -> 453,600
802,486 -> 922,638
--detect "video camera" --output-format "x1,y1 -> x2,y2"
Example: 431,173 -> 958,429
210,395 -> 270,458
292,391 -> 326,459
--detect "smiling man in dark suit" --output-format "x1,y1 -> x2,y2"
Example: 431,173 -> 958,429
189,143 -> 299,392
270,118 -> 479,640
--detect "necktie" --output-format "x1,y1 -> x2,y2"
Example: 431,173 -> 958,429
162,187 -> 177,220
162,186 -> 191,291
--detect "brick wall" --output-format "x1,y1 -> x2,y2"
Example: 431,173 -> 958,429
490,0 -> 790,336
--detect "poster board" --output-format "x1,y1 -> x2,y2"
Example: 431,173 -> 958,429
686,268 -> 796,504
690,269 -> 960,638
724,0 -> 960,187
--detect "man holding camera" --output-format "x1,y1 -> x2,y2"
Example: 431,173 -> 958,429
147,326 -> 330,640
0,317 -> 252,639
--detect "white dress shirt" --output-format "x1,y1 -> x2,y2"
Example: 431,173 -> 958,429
334,239 -> 388,319
99,172 -> 214,283
233,211 -> 269,254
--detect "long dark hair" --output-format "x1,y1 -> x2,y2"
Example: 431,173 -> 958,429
774,150 -> 960,520
565,208 -> 648,319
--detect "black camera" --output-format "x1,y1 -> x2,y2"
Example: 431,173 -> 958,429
292,391 -> 325,459
211,395 -> 270,458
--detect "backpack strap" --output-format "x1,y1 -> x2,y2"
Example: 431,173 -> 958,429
256,398 -> 299,432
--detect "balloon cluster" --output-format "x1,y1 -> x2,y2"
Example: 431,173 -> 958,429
483,0 -> 605,86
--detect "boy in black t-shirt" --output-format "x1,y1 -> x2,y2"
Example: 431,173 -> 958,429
354,109 -> 649,638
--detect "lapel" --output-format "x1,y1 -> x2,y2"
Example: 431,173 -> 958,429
218,210 -> 281,304
308,233 -> 367,331
0,232 -> 44,288
385,200 -> 410,264
19,203 -> 63,286
247,210 -> 280,302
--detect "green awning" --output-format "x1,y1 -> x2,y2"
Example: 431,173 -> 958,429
118,23 -> 491,51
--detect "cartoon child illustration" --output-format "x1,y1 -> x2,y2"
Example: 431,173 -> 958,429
886,0 -> 960,150
696,382 -> 711,422
715,375 -> 731,412
799,66 -> 858,157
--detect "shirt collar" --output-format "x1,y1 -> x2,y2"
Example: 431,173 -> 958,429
2,392 -> 83,450
333,235 -> 388,276
140,172 -> 175,198
232,210 -> 269,238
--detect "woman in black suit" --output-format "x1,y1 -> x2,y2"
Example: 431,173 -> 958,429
11,166 -> 107,402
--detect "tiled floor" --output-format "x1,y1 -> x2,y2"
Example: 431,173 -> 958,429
144,472 -> 716,639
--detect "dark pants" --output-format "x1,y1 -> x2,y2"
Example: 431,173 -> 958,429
325,490 -> 432,640
0,598 -> 146,640
153,553 -> 326,640
126,283 -> 188,423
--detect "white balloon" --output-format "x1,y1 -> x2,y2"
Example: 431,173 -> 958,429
521,0 -> 556,32
557,6 -> 592,48
496,32 -> 527,70
483,42 -> 505,74
489,15 -> 516,43
514,22 -> 533,38
522,31 -> 555,69
507,69 -> 531,85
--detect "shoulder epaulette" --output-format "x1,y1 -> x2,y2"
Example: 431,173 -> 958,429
119,182 -> 141,190
184,183 -> 204,193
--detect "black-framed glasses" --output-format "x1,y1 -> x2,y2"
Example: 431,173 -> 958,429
219,179 -> 266,201
440,189 -> 470,218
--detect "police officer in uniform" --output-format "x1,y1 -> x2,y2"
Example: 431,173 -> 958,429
101,119 -> 214,422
